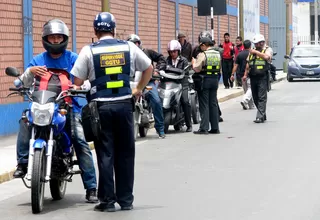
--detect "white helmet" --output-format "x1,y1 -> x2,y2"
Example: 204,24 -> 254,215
252,34 -> 265,44
167,40 -> 181,52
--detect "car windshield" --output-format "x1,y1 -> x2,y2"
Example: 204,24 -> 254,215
292,47 -> 320,58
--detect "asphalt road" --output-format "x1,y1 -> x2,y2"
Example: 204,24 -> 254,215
2,79 -> 320,220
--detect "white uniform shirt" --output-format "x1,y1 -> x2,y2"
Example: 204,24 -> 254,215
70,36 -> 151,101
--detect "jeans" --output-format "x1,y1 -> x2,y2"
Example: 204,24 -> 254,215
16,112 -> 97,190
145,81 -> 165,133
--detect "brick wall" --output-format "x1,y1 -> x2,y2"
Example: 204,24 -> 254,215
260,0 -> 269,42
159,0 -> 175,54
137,0 -> 158,51
76,0 -> 101,52
33,0 -> 72,54
110,0 -> 134,46
0,0 -> 23,104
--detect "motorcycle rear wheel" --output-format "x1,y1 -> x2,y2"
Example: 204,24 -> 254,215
50,178 -> 67,200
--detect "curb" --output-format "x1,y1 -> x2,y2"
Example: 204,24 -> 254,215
0,170 -> 15,184
0,75 -> 287,185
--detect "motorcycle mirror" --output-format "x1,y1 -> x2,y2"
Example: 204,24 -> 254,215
5,67 -> 21,77
184,65 -> 191,71
145,86 -> 153,91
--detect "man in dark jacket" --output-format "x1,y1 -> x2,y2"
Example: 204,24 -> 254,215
127,34 -> 167,138
178,32 -> 193,62
166,39 -> 192,132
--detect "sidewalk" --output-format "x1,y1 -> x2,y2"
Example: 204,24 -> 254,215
0,71 -> 287,184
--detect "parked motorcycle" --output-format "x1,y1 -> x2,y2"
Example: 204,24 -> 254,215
5,67 -> 87,214
158,65 -> 191,133
188,69 -> 200,124
130,81 -> 154,140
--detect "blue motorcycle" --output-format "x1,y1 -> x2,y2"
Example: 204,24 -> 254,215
5,67 -> 88,214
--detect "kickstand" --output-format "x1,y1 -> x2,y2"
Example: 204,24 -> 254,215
21,177 -> 31,189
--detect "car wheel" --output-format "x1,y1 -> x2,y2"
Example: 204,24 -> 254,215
287,74 -> 293,82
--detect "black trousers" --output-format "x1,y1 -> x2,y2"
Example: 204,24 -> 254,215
222,59 -> 234,88
94,99 -> 135,207
181,87 -> 192,127
250,75 -> 268,119
198,78 -> 219,131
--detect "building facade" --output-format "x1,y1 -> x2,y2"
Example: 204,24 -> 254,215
0,0 -> 270,136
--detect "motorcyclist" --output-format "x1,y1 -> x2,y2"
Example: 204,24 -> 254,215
127,34 -> 167,138
165,40 -> 192,132
13,19 -> 98,203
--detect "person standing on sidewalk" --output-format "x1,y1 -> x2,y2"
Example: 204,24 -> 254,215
243,34 -> 273,123
231,40 -> 254,110
177,32 -> 193,62
220,33 -> 234,89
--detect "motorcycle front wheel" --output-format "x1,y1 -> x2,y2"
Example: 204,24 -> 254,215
31,148 -> 46,214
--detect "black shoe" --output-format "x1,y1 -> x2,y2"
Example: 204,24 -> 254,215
13,164 -> 27,178
209,129 -> 220,134
158,131 -> 165,139
121,205 -> 133,211
254,118 -> 265,123
86,189 -> 99,203
94,203 -> 116,212
193,130 -> 208,135
186,126 -> 192,132
219,117 -> 223,122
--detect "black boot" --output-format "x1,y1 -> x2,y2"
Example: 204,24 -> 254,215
86,189 -> 99,203
13,164 -> 27,178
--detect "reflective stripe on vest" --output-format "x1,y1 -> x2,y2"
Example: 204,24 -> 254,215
202,50 -> 221,75
38,71 -> 72,103
249,49 -> 268,74
89,39 -> 131,101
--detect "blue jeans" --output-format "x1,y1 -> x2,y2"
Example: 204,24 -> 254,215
16,112 -> 97,190
145,81 -> 164,133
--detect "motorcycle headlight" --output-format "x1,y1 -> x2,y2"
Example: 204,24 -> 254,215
31,102 -> 55,126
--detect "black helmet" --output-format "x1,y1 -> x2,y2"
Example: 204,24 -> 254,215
93,12 -> 116,33
42,19 -> 69,55
198,31 -> 212,44
127,34 -> 141,45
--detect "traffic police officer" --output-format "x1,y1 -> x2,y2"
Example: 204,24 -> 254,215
192,33 -> 220,134
243,34 -> 272,123
70,12 -> 153,212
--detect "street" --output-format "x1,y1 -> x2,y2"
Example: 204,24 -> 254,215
1,79 -> 320,220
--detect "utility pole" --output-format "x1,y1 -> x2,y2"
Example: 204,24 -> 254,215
285,0 -> 291,55
239,0 -> 244,39
102,0 -> 110,12
315,0 -> 318,44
